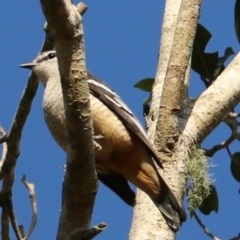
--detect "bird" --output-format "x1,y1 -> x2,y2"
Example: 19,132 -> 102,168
20,50 -> 186,230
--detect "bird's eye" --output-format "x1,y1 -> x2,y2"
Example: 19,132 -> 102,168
48,53 -> 56,59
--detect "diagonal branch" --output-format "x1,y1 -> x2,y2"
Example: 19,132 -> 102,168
192,211 -> 240,240
205,119 -> 238,157
183,52 -> 240,145
192,212 -> 221,240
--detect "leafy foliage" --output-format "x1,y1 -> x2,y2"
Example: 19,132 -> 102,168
192,24 -> 234,84
134,78 -> 154,115
134,78 -> 154,92
198,185 -> 219,215
134,7 -> 236,230
235,0 -> 240,43
231,152 -> 240,182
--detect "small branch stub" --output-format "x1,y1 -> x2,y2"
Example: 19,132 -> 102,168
70,223 -> 107,240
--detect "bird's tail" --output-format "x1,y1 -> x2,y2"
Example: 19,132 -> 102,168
154,178 -> 186,231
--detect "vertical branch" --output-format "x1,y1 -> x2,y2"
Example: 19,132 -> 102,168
1,206 -> 10,240
130,0 -> 202,239
156,0 -> 201,156
147,0 -> 181,135
39,1 -> 97,239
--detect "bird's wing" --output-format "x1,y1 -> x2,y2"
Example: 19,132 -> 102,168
97,171 -> 136,206
87,73 -> 163,169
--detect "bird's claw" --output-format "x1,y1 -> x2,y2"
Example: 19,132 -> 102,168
94,134 -> 104,151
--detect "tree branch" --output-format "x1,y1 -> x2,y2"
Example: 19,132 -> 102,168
70,223 -> 107,240
157,0 -> 201,156
205,120 -> 237,157
1,205 -> 10,240
130,0 -> 202,239
39,1 -> 97,239
0,14 -> 57,240
21,175 -> 37,240
183,52 -> 240,144
0,126 -> 8,170
192,211 -> 240,240
8,198 -> 22,240
192,212 -> 221,240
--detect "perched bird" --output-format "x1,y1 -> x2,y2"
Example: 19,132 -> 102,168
20,50 -> 186,230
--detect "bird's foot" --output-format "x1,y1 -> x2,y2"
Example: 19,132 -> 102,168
94,134 -> 104,151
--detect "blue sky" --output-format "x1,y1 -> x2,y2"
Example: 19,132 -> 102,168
0,1 -> 239,239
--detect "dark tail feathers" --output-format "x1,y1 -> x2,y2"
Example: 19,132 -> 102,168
154,179 -> 186,231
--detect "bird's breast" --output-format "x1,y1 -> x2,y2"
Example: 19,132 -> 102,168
42,82 -> 133,163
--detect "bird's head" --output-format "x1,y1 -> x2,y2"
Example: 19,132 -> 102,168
20,50 -> 59,86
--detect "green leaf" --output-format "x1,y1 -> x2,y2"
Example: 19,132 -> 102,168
212,47 -> 235,79
192,24 -> 234,81
192,24 -> 219,80
143,96 -> 152,115
231,152 -> 240,182
194,23 -> 212,52
198,185 -> 219,215
224,47 -> 235,60
192,51 -> 219,80
235,0 -> 240,43
134,78 -> 154,92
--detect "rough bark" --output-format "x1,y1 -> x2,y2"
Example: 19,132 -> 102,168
39,1 -> 97,239
130,0 -> 240,238
130,0 -> 201,239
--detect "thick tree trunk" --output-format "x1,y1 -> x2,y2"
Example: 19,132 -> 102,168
130,0 -> 201,239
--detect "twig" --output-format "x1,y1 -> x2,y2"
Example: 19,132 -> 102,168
206,118 -> 238,157
0,126 -> 8,170
19,225 -> 25,238
76,2 -> 88,15
193,211 -> 240,240
0,133 -> 8,144
8,198 -> 22,240
228,112 -> 240,119
226,146 -> 232,158
0,19 -> 56,240
21,175 -> 37,240
1,204 -> 10,240
205,134 -> 235,157
6,176 -> 37,240
70,223 -> 107,240
229,234 -> 240,240
193,211 -> 220,240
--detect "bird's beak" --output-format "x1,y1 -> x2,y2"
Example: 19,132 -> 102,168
19,62 -> 37,70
